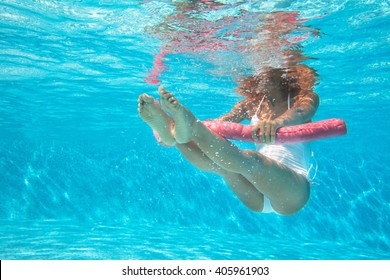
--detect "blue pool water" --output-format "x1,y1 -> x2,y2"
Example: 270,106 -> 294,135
0,0 -> 389,260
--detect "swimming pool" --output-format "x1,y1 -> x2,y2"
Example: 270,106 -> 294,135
0,0 -> 389,260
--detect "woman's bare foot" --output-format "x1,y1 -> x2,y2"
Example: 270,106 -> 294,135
158,86 -> 197,144
138,93 -> 175,146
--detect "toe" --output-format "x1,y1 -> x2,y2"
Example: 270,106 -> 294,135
159,86 -> 173,101
158,85 -> 167,95
139,94 -> 146,102
140,93 -> 152,102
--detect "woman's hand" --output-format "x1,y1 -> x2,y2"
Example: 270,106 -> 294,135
251,119 -> 284,144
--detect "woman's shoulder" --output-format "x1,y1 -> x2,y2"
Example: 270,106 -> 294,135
293,64 -> 316,75
229,97 -> 262,119
241,96 -> 265,112
291,90 -> 319,110
292,65 -> 318,91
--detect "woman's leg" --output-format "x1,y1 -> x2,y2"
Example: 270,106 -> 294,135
177,142 -> 265,212
158,86 -> 310,215
138,93 -> 265,211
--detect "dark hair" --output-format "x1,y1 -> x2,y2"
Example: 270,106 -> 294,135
236,68 -> 301,99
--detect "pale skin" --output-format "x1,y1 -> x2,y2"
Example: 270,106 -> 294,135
138,71 -> 319,215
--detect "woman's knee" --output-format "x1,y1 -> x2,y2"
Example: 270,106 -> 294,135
274,180 -> 310,216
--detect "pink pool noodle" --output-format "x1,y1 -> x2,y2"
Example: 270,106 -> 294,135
202,118 -> 347,144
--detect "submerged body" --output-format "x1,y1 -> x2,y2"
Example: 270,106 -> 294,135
138,65 -> 319,215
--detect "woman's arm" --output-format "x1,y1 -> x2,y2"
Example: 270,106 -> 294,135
252,92 -> 319,143
279,64 -> 319,126
277,64 -> 319,126
253,64 -> 320,143
276,91 -> 319,127
214,99 -> 248,123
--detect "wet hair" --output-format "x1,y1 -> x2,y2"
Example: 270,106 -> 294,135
236,68 -> 301,100
175,0 -> 224,11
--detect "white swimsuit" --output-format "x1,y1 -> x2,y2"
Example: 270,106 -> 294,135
251,94 -> 312,213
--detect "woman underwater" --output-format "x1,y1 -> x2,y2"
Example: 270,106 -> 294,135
138,64 -> 319,216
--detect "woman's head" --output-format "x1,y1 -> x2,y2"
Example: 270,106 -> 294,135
235,68 -> 301,99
